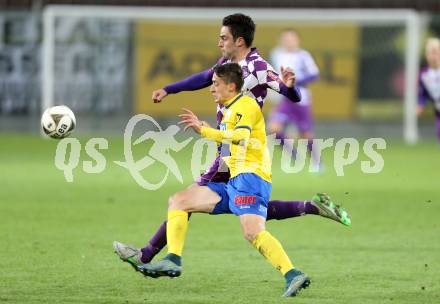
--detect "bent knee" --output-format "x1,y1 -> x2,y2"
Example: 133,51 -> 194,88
299,131 -> 314,140
168,191 -> 189,211
243,230 -> 259,242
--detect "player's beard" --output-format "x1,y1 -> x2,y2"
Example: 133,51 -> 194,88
221,48 -> 236,61
221,50 -> 231,60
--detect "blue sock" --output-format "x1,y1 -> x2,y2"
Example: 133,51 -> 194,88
165,253 -> 182,266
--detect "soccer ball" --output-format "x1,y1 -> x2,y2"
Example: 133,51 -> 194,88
41,105 -> 76,139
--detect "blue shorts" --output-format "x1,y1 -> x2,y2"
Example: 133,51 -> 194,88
207,173 -> 272,218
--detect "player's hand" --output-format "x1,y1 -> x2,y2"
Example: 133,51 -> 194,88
178,108 -> 203,134
280,66 -> 296,88
152,89 -> 168,103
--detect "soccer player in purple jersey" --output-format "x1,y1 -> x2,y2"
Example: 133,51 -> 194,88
268,29 -> 321,168
113,14 -> 350,271
418,37 -> 440,142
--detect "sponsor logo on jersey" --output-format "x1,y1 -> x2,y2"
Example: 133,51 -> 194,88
267,70 -> 281,83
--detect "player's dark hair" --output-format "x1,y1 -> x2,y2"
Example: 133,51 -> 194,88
214,63 -> 244,92
222,13 -> 255,47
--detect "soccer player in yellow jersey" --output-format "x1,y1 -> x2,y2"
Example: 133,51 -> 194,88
140,63 -> 310,297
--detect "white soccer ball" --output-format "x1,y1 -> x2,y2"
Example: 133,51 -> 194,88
41,105 -> 76,139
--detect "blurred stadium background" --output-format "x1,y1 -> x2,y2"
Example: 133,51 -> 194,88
0,0 -> 439,141
1,1 -> 439,303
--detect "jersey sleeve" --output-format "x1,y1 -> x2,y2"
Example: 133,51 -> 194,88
200,100 -> 257,145
163,57 -> 226,94
164,69 -> 213,94
233,101 -> 258,131
252,59 -> 301,102
303,51 -> 319,76
296,51 -> 319,86
253,59 -> 280,92
200,127 -> 250,145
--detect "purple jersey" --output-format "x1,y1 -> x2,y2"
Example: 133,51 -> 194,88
419,65 -> 440,113
231,48 -> 294,106
164,48 -> 301,125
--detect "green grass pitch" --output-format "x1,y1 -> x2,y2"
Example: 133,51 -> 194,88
0,134 -> 439,303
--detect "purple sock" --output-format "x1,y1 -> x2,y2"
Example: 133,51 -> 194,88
275,131 -> 286,146
277,131 -> 297,158
140,221 -> 167,263
140,213 -> 192,263
266,200 -> 319,221
308,139 -> 321,166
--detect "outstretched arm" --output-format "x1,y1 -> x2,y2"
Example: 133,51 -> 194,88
265,66 -> 301,103
178,108 -> 250,145
200,127 -> 250,146
279,83 -> 302,103
152,69 -> 215,103
279,66 -> 302,102
164,69 -> 214,93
